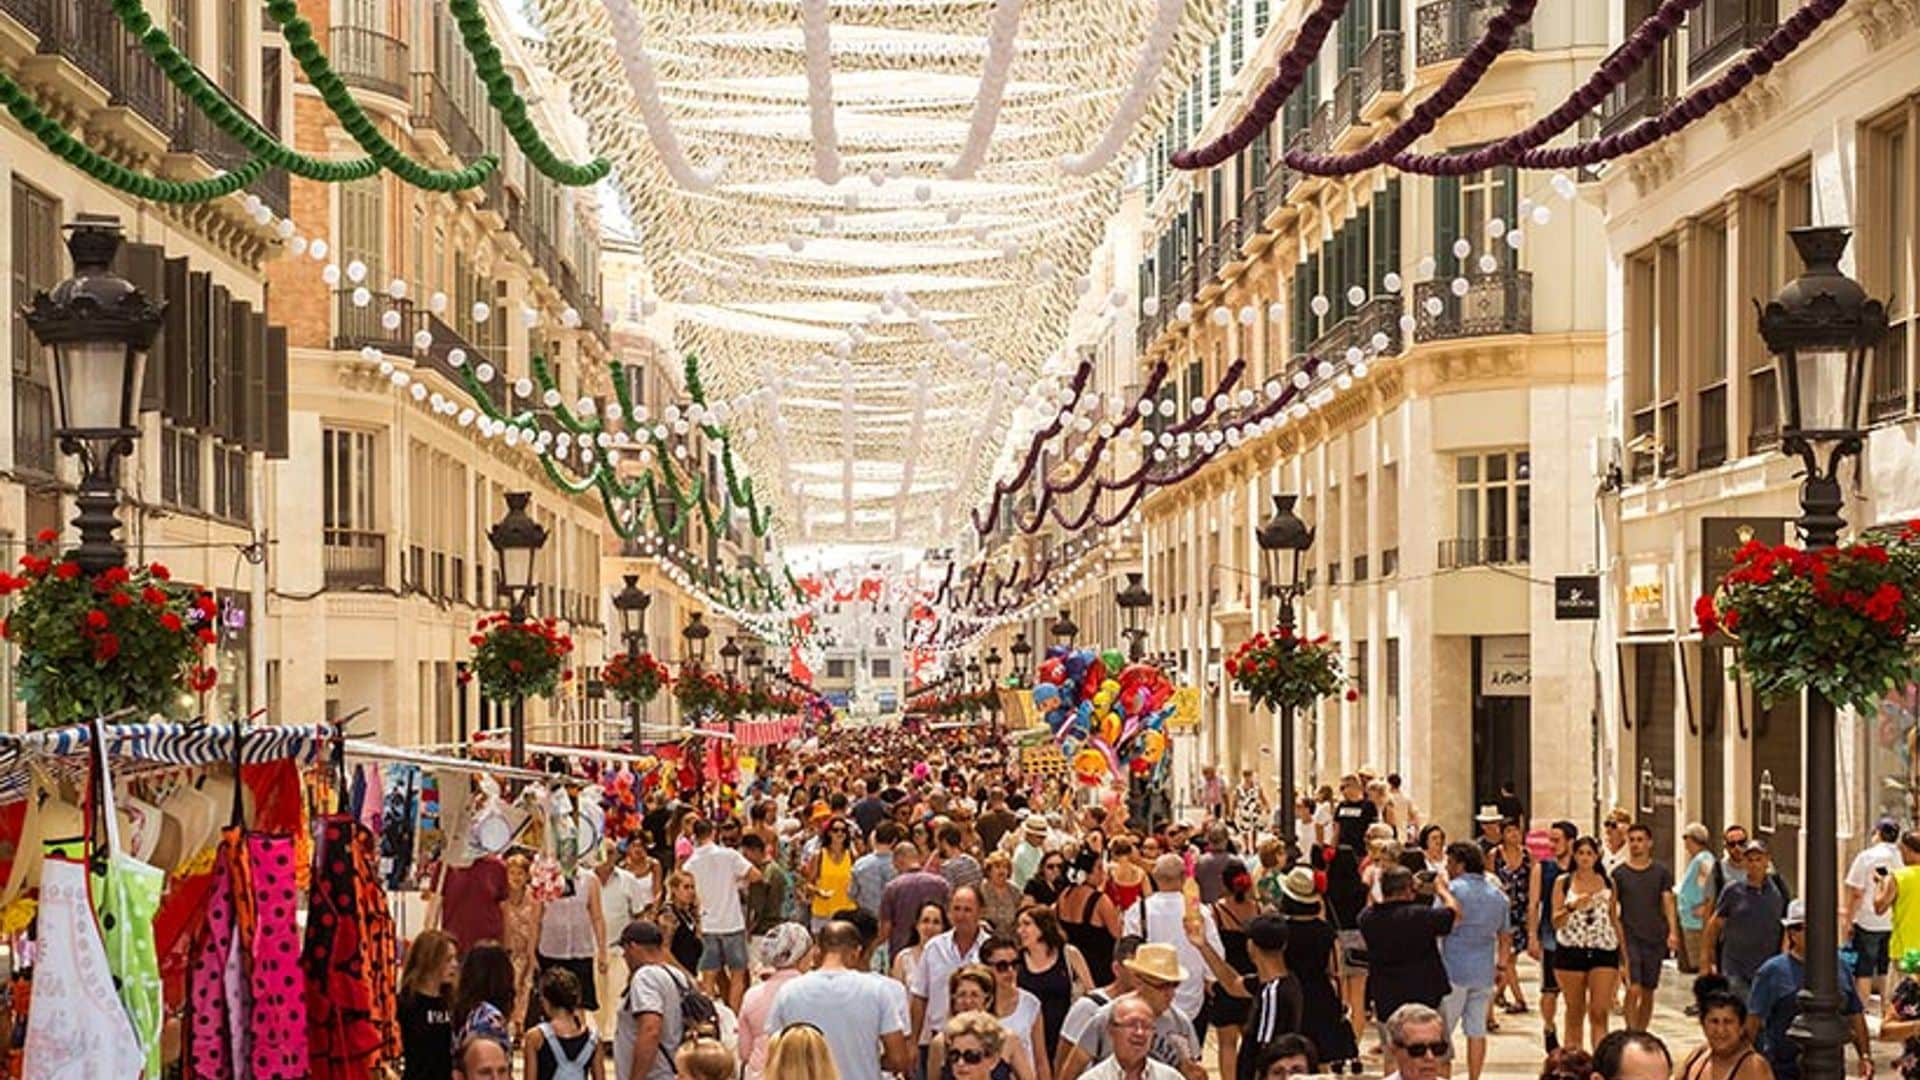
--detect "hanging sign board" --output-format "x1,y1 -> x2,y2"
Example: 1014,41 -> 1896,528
1554,575 -> 1601,621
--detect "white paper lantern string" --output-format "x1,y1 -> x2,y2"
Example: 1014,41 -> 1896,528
1059,0 -> 1186,176
946,0 -> 1027,179
799,0 -> 843,184
600,0 -> 723,191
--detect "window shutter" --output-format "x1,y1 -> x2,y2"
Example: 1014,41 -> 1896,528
163,259 -> 190,419
186,272 -> 211,429
225,299 -> 248,443
120,243 -> 167,413
265,326 -> 288,459
207,284 -> 231,435
1384,178 -> 1403,278
245,309 -> 267,450
1498,166 -> 1520,267
1434,174 -> 1461,277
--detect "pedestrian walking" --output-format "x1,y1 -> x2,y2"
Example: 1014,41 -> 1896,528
1611,822 -> 1679,1030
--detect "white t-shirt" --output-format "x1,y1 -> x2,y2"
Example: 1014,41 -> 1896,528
907,928 -> 984,1044
615,965 -> 685,1080
601,867 -> 650,941
1002,989 -> 1043,1064
1846,842 -> 1904,931
1081,1058 -> 1184,1080
683,842 -> 753,935
1121,892 -> 1223,1022
766,968 -> 909,1080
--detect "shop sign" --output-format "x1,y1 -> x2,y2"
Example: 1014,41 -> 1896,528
1625,561 -> 1671,633
1554,575 -> 1601,621
1480,636 -> 1532,697
1700,517 -> 1794,641
1637,757 -> 1678,813
1167,686 -> 1201,732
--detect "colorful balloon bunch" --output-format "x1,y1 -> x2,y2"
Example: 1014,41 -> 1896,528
1029,647 -> 1176,784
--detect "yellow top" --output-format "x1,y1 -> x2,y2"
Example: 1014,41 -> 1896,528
1891,864 -> 1920,960
811,847 -> 853,917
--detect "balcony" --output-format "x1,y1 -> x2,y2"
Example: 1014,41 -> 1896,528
410,70 -> 485,164
35,2 -> 175,134
1238,182 -> 1270,240
329,26 -> 408,101
420,313 -> 505,409
1358,30 -> 1407,115
324,530 -> 388,590
1688,0 -> 1774,79
1,0 -> 51,38
173,83 -> 287,219
334,290 -> 417,357
1416,0 -> 1532,66
1438,535 -> 1530,569
1598,37 -> 1678,139
1306,294 -> 1406,363
11,377 -> 55,476
1412,269 -> 1532,342
1696,382 -> 1728,469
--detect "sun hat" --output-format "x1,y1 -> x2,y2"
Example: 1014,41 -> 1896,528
1473,804 -> 1504,823
1279,866 -> 1320,905
1122,942 -> 1188,986
1782,898 -> 1806,927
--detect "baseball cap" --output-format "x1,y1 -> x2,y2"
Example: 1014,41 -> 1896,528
620,920 -> 664,947
1743,839 -> 1770,855
1782,899 -> 1806,927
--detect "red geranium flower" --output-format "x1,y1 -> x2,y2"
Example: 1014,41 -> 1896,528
34,528 -> 57,543
160,613 -> 183,632
84,610 -> 110,631
53,562 -> 80,581
148,562 -> 171,580
109,591 -> 132,608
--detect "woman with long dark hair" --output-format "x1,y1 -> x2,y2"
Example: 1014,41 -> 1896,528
1013,907 -> 1091,1052
451,942 -> 517,1054
1551,835 -> 1623,1051
398,929 -> 459,1080
1053,859 -> 1121,984
1210,861 -> 1264,1080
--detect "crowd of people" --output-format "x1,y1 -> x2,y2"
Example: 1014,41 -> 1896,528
397,729 -> 1920,1080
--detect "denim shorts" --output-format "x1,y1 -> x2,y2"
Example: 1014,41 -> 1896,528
699,930 -> 749,971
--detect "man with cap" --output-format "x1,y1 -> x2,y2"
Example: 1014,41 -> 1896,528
614,920 -> 688,1080
1012,814 -> 1051,889
1178,910 -> 1304,1080
1676,822 -> 1717,975
1703,839 -> 1790,999
1744,899 -> 1873,1080
1056,943 -> 1206,1080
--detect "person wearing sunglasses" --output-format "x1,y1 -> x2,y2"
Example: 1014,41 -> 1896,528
1383,1003 -> 1452,1080
981,936 -> 1049,1080
1025,855 -> 1068,908
942,1010 -> 1020,1080
930,970 -> 1036,1080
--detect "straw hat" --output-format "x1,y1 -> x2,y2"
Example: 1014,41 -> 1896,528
1122,942 -> 1188,986
1474,804 -> 1504,823
1279,866 -> 1320,905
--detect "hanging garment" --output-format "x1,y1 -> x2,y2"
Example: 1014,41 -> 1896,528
22,855 -> 145,1078
303,815 -> 400,1080
92,754 -> 166,1079
187,831 -> 311,1079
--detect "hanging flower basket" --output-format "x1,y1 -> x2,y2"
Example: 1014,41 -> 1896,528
673,669 -> 731,717
604,651 -> 671,706
1696,532 -> 1920,714
0,540 -> 219,729
1227,627 -> 1356,712
468,613 -> 573,700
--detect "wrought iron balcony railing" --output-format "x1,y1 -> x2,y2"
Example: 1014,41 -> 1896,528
1438,535 -> 1530,569
1412,269 -> 1533,341
1416,0 -> 1532,65
329,26 -> 409,101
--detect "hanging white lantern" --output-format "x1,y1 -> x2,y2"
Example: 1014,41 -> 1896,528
346,259 -> 367,284
1382,271 -> 1403,293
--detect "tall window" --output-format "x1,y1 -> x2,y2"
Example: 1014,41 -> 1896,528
10,180 -> 59,475
1865,105 -> 1915,421
338,177 -> 385,288
1451,451 -> 1530,566
323,428 -> 378,541
1696,217 -> 1731,466
218,0 -> 242,96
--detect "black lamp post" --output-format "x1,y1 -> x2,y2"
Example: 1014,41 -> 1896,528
489,491 -> 549,768
744,642 -> 765,717
1010,632 -> 1033,687
1050,608 -> 1078,651
682,613 -> 711,670
1761,226 -> 1887,1080
1116,571 -> 1153,662
965,658 -> 982,694
612,573 -> 651,752
23,215 -> 164,574
1257,493 -> 1315,857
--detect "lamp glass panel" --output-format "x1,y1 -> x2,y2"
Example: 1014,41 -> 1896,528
55,340 -> 135,431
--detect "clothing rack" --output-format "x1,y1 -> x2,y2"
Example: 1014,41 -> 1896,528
466,731 -> 696,765
0,718 -> 334,807
341,738 -> 555,783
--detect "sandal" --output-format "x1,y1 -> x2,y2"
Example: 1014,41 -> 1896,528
1505,1001 -> 1529,1014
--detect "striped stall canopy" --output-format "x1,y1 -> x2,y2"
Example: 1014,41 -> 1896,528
0,720 -> 333,806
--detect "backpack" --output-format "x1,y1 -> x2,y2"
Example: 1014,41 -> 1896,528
534,1020 -> 598,1080
656,964 -> 722,1041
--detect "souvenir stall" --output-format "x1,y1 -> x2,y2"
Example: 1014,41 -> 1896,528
1027,647 -> 1184,829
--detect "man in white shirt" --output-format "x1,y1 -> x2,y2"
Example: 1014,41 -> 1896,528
681,817 -> 761,1011
597,842 -> 652,1041
909,885 -> 985,1049
1382,1003 -> 1451,1080
1845,818 -> 1903,1005
1121,855 -> 1223,1025
765,920 -> 914,1080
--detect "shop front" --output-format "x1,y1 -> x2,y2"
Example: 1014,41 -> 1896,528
1473,635 -> 1532,812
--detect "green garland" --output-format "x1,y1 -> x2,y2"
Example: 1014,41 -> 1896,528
447,0 -> 610,187
263,0 -> 498,193
0,72 -> 266,202
110,0 -> 380,184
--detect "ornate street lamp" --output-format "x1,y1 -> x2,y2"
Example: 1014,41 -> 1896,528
983,646 -> 1003,687
743,642 -> 766,718
682,612 -> 711,669
487,492 -> 549,769
1759,226 -> 1887,1080
23,215 -> 163,574
1010,632 -> 1034,687
965,658 -> 981,692
1049,608 -> 1078,650
720,635 -> 742,681
1257,493 -> 1315,856
1116,571 -> 1153,662
612,574 -> 651,751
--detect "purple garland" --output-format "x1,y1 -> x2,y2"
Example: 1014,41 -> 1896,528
1171,0 -> 1351,170
1283,0 -> 1537,176
972,356 -> 1098,535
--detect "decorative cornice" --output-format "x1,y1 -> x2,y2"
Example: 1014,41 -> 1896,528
1716,67 -> 1786,140
1854,0 -> 1920,49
